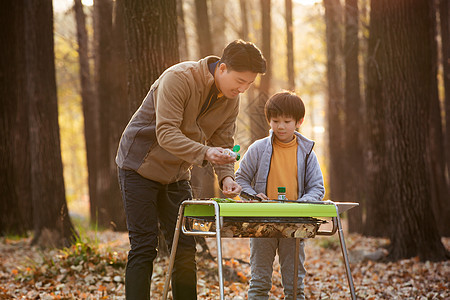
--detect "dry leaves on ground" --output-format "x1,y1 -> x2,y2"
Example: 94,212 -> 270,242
0,230 -> 449,299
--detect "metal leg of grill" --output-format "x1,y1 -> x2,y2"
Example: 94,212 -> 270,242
214,206 -> 225,300
336,215 -> 356,300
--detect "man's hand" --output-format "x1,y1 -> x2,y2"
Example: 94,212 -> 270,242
205,147 -> 236,165
255,193 -> 269,200
222,176 -> 242,198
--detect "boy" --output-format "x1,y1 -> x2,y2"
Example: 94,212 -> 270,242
235,91 -> 325,300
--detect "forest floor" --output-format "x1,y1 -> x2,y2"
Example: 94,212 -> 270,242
0,222 -> 449,300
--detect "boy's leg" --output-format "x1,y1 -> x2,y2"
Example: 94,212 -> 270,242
118,168 -> 161,300
278,239 -> 306,300
158,180 -> 197,300
248,238 -> 278,300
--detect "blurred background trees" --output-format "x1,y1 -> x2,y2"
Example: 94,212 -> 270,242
0,0 -> 448,260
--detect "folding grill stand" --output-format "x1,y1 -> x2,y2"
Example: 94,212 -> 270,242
163,200 -> 358,300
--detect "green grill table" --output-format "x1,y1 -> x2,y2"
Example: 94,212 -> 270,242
163,200 -> 358,300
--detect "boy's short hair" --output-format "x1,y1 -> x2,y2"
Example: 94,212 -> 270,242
265,91 -> 305,123
220,40 -> 266,74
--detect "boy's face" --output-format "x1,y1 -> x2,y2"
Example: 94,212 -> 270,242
215,63 -> 257,99
269,115 -> 304,143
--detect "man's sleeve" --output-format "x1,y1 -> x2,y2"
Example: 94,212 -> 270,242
155,71 -> 209,166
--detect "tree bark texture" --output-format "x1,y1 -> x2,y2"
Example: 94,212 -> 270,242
123,0 -> 179,113
285,0 -> 295,91
323,0 -> 346,203
25,0 -> 76,247
195,0 -> 214,57
370,0 -> 447,261
251,0 -> 271,142
343,0 -> 364,233
0,0 -> 33,236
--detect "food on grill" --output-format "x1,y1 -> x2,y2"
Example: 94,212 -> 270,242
187,216 -> 326,238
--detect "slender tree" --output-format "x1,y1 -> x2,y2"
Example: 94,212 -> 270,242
0,0 -> 33,236
343,0 -> 364,233
369,0 -> 447,261
177,0 -> 189,60
74,0 -> 99,227
25,0 -> 76,247
285,0 -> 295,91
195,0 -> 214,57
191,0 -> 217,199
440,0 -> 450,198
323,0 -> 346,203
363,0 -> 390,237
250,0 -> 271,142
211,0 -> 227,56
93,0 -> 127,230
428,0 -> 450,237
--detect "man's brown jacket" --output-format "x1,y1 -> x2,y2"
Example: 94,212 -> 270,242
116,56 -> 239,185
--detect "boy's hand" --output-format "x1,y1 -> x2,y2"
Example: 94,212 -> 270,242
205,147 -> 236,165
222,177 -> 242,197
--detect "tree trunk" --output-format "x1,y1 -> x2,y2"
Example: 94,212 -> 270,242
0,0 -> 33,236
240,0 -> 249,40
74,0 -> 99,227
25,0 -> 76,247
251,0 -> 271,142
191,0 -> 216,199
370,0 -> 447,261
285,0 -> 295,91
109,0 -> 128,231
177,0 -> 189,60
123,0 -> 179,113
211,0 -> 226,56
362,0 -> 391,237
440,0 -> 450,186
428,0 -> 450,237
93,0 -> 126,230
343,0 -> 363,233
323,0 -> 346,203
195,0 -> 213,57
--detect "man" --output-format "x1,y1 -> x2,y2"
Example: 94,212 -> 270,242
116,40 -> 266,299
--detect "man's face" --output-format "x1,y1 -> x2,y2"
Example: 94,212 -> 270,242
215,63 -> 258,99
269,115 -> 304,143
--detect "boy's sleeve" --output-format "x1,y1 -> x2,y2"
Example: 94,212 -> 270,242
235,144 -> 259,195
299,150 -> 325,202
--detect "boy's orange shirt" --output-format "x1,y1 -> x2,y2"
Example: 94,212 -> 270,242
266,136 -> 298,200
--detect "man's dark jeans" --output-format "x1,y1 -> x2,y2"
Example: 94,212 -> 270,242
118,168 -> 197,299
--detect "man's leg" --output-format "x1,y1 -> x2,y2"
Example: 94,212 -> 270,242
118,168 -> 161,300
248,238 -> 277,300
158,180 -> 197,300
279,239 -> 306,300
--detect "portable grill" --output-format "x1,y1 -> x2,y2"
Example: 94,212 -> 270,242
163,200 -> 358,300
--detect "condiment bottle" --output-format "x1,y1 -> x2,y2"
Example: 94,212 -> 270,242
277,187 -> 287,200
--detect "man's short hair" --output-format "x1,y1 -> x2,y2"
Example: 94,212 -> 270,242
220,40 -> 266,74
265,91 -> 305,123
